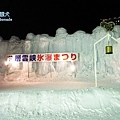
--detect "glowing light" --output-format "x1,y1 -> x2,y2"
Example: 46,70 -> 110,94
4,61 -> 9,65
4,55 -> 18,68
70,64 -> 76,72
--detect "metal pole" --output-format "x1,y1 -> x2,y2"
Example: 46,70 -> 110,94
28,55 -> 29,78
94,44 -> 97,87
94,33 -> 119,87
94,33 -> 109,87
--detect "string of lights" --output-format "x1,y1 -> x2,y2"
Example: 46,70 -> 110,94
100,16 -> 120,25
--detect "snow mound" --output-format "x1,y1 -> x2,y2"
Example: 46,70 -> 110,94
0,87 -> 120,120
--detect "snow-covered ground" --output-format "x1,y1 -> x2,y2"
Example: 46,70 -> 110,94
0,24 -> 120,120
0,80 -> 120,120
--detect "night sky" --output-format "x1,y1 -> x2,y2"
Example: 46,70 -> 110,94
0,0 -> 119,40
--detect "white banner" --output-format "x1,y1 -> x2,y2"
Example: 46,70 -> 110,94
6,53 -> 79,62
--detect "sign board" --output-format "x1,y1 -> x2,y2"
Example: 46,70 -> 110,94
6,53 -> 79,62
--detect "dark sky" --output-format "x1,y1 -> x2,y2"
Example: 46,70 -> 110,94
0,0 -> 119,40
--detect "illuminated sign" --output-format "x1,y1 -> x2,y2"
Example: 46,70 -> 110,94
6,53 -> 78,62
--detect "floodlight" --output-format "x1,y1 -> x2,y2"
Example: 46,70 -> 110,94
4,61 -> 9,66
70,64 -> 76,72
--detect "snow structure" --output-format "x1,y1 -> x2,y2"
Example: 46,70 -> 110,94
0,25 -> 120,83
0,25 -> 120,119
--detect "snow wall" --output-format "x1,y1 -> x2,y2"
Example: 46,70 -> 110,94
0,25 -> 120,81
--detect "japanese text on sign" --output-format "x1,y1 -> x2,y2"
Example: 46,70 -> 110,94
6,53 -> 78,62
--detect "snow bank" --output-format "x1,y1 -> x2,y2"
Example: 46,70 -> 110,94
0,87 -> 120,120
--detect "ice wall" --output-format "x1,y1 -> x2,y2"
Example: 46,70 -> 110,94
0,36 -> 24,76
0,25 -> 120,81
25,26 -> 120,80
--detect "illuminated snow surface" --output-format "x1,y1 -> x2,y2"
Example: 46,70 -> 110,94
0,26 -> 120,119
0,79 -> 120,120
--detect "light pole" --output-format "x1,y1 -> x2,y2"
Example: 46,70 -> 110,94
94,33 -> 118,87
